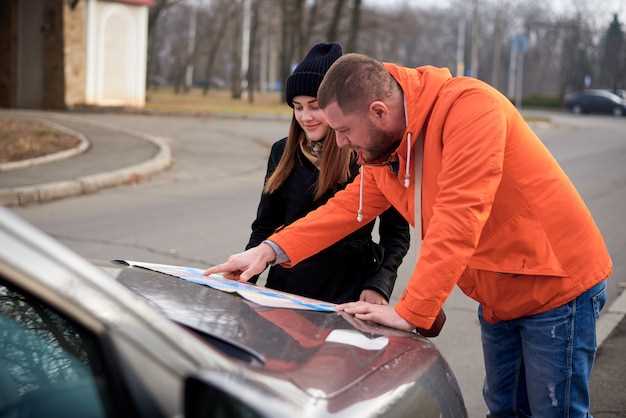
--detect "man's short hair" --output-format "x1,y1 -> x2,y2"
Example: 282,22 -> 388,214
318,53 -> 396,114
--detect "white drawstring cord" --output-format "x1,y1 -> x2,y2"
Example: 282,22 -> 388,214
357,165 -> 364,222
403,132 -> 412,188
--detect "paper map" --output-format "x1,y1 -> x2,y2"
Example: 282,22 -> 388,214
117,260 -> 336,313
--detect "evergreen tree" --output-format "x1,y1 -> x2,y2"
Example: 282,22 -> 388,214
600,13 -> 624,91
560,14 -> 594,97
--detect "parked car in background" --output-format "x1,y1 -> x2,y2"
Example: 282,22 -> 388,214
0,208 -> 467,418
564,89 -> 626,116
611,89 -> 625,99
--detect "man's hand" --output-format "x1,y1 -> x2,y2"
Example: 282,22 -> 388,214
203,243 -> 276,281
359,289 -> 388,305
337,302 -> 414,332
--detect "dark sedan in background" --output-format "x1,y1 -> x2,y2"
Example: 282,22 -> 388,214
564,89 -> 626,116
0,208 -> 467,418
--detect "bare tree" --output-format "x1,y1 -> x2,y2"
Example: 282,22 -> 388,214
559,14 -> 594,98
346,0 -> 362,52
247,0 -> 262,102
202,0 -> 236,95
301,0 -> 320,55
279,0 -> 305,102
469,0 -> 480,77
326,0 -> 347,42
600,14 -> 624,91
231,1 -> 243,99
146,0 -> 616,106
147,0 -> 183,89
293,0 -> 305,59
490,2 -> 504,89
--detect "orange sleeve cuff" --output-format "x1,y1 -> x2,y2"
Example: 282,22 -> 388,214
269,232 -> 302,268
395,297 -> 441,330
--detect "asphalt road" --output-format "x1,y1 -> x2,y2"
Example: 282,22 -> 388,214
14,110 -> 626,417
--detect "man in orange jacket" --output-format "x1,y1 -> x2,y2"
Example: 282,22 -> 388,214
206,54 -> 612,417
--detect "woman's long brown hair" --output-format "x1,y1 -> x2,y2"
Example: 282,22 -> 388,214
264,116 -> 352,200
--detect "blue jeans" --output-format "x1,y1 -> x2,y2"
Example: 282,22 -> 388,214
479,280 -> 608,418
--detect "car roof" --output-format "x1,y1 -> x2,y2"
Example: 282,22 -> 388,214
583,89 -> 624,100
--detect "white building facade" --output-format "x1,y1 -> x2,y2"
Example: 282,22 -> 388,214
0,0 -> 152,110
85,0 -> 150,107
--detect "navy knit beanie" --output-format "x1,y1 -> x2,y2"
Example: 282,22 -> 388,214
285,43 -> 343,107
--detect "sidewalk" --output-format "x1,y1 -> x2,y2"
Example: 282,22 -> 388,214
591,289 -> 626,417
0,110 -> 172,206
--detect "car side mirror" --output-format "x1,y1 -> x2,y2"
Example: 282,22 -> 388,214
184,371 -> 271,418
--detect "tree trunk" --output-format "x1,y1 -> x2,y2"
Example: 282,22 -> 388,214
147,0 -> 182,90
326,0 -> 346,42
491,7 -> 503,89
279,0 -> 296,102
469,0 -> 480,77
247,0 -> 261,103
231,1 -> 243,100
293,0 -> 305,59
302,0 -> 319,54
203,1 -> 234,95
346,0 -> 362,52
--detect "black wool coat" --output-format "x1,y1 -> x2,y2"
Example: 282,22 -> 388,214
246,138 -> 410,304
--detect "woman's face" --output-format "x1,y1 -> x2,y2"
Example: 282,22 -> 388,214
293,95 -> 330,141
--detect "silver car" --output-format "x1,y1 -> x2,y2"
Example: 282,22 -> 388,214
0,208 -> 466,418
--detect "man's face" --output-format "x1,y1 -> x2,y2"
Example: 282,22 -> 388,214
322,101 -> 400,164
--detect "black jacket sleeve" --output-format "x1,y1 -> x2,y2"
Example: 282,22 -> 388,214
244,141 -> 286,283
362,207 -> 410,301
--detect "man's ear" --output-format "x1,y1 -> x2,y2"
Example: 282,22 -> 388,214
368,101 -> 389,124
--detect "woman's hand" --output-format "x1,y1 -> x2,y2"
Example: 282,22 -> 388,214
358,289 -> 388,305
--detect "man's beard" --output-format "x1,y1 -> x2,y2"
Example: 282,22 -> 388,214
359,122 -> 401,165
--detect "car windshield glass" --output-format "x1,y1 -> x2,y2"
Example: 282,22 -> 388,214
589,90 -> 621,101
0,281 -> 111,418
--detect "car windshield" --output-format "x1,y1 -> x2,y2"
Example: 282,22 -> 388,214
587,90 -> 623,101
0,281 -> 110,418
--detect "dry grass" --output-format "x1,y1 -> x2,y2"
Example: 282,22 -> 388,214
144,88 -> 551,124
0,119 -> 80,163
523,115 -> 552,123
145,88 -> 292,117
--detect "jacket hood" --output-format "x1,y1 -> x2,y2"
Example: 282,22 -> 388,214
383,64 -> 452,169
356,64 -> 452,222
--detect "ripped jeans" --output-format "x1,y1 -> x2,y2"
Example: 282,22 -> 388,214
479,280 -> 608,418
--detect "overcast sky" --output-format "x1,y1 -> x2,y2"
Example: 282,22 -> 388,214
363,0 -> 626,25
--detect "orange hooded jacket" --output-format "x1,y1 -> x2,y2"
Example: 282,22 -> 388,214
269,64 -> 612,329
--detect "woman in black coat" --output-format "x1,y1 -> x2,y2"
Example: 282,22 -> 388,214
245,43 -> 410,304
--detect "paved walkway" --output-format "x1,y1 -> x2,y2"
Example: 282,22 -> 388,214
591,290 -> 626,417
0,110 -> 171,205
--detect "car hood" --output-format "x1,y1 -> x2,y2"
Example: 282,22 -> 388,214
115,266 -> 438,399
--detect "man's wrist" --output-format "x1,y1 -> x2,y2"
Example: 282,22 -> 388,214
261,240 -> 289,265
259,242 -> 277,264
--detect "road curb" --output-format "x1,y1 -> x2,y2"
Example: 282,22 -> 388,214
71,106 -> 292,123
0,121 -> 173,207
597,288 -> 626,347
0,119 -> 90,172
